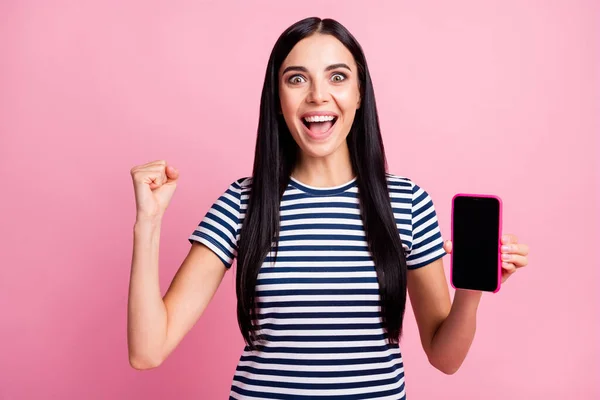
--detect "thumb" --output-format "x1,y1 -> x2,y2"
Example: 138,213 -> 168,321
443,240 -> 452,254
165,165 -> 179,183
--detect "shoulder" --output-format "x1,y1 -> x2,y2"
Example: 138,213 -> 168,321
212,177 -> 251,211
225,176 -> 252,195
385,172 -> 436,209
385,172 -> 412,186
229,177 -> 252,208
231,176 -> 252,188
385,172 -> 419,194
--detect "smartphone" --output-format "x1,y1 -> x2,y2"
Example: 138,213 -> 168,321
451,194 -> 503,293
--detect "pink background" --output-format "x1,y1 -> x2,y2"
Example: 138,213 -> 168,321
1,1 -> 598,399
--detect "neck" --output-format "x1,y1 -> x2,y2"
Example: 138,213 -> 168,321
291,142 -> 355,187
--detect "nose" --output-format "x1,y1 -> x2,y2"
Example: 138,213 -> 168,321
306,80 -> 330,105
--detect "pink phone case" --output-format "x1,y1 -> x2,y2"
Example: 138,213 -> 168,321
450,193 -> 503,293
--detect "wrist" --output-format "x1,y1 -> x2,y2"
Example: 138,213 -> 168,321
455,288 -> 483,296
134,215 -> 163,230
454,288 -> 483,308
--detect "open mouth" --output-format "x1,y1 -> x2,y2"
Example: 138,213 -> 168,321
301,115 -> 338,137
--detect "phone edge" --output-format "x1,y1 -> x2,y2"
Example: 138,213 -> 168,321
450,193 -> 503,293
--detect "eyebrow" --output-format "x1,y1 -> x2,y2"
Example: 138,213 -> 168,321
281,63 -> 352,75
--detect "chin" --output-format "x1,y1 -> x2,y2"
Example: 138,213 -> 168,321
296,131 -> 347,159
298,144 -> 337,159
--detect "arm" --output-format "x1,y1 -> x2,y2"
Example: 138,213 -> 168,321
127,217 -> 227,370
407,257 -> 481,375
407,233 -> 530,374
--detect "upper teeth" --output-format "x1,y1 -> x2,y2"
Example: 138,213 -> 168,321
304,115 -> 335,123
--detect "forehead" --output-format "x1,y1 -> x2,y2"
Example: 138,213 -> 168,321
280,34 -> 356,72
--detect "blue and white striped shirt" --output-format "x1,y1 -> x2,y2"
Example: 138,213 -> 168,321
189,173 -> 446,399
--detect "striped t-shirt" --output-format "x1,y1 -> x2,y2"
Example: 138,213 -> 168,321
188,173 -> 446,400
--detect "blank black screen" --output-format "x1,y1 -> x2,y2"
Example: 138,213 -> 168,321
452,196 -> 500,292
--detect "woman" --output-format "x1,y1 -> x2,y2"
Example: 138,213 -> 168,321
128,17 -> 529,399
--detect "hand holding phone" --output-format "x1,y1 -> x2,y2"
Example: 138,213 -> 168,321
451,194 -> 503,293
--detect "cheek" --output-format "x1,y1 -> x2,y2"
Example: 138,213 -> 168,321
333,87 -> 360,111
279,91 -> 302,136
279,89 -> 300,117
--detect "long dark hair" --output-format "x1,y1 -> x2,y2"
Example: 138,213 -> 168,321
236,17 -> 408,350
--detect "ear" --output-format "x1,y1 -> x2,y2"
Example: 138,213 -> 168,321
356,95 -> 361,109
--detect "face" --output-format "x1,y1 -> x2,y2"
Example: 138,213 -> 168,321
279,34 -> 361,160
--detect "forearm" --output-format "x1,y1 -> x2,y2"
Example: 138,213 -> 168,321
127,217 -> 168,369
428,289 -> 482,374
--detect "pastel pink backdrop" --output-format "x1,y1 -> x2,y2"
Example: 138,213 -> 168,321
1,1 -> 598,399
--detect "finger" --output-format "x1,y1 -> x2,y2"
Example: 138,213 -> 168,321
501,243 -> 529,256
501,267 -> 517,283
501,234 -> 519,245
514,243 -> 529,256
443,240 -> 452,254
148,169 -> 168,189
149,159 -> 167,166
502,254 -> 528,268
501,261 -> 517,273
148,176 -> 163,189
139,160 -> 167,169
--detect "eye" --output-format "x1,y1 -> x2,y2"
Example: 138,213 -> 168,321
331,73 -> 347,82
288,75 -> 306,84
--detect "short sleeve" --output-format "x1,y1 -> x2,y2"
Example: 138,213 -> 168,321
188,180 -> 243,269
406,183 -> 446,269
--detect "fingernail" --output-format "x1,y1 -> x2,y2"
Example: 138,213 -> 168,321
501,245 -> 510,252
502,254 -> 511,261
